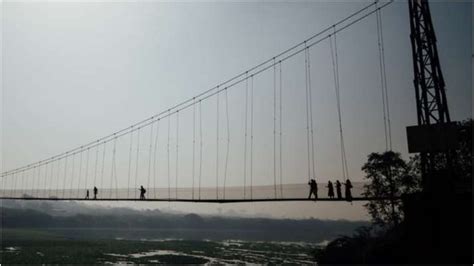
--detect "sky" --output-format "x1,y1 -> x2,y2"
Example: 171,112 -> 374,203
1,0 -> 472,220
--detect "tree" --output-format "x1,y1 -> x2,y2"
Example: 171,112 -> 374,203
362,151 -> 420,227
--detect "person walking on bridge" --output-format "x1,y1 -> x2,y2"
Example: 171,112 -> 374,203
326,181 -> 334,199
139,185 -> 146,200
93,186 -> 98,200
335,180 -> 342,200
344,179 -> 353,202
308,179 -> 318,200
85,189 -> 90,199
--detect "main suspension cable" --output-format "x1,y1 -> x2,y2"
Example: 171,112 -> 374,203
2,1 -> 392,179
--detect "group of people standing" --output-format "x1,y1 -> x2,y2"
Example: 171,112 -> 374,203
85,186 -> 99,200
308,179 -> 353,201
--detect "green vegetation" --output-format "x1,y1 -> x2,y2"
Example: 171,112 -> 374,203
362,151 -> 420,227
0,205 -> 367,243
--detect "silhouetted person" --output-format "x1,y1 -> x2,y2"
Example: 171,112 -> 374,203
308,179 -> 318,200
336,180 -> 342,200
139,185 -> 146,200
85,190 -> 89,199
93,186 -> 98,200
327,181 -> 334,199
344,179 -> 353,202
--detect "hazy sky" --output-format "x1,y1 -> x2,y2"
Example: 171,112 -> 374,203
1,1 -> 471,220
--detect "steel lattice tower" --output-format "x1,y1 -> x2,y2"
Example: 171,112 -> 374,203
408,0 -> 453,191
409,0 -> 450,125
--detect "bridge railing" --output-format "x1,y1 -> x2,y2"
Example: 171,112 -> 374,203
0,182 -> 377,201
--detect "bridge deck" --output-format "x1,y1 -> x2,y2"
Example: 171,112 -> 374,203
0,197 -> 397,203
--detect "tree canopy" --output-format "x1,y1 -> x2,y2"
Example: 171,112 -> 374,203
362,151 -> 420,227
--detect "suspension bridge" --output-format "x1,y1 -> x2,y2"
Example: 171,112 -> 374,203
1,1 -> 401,203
